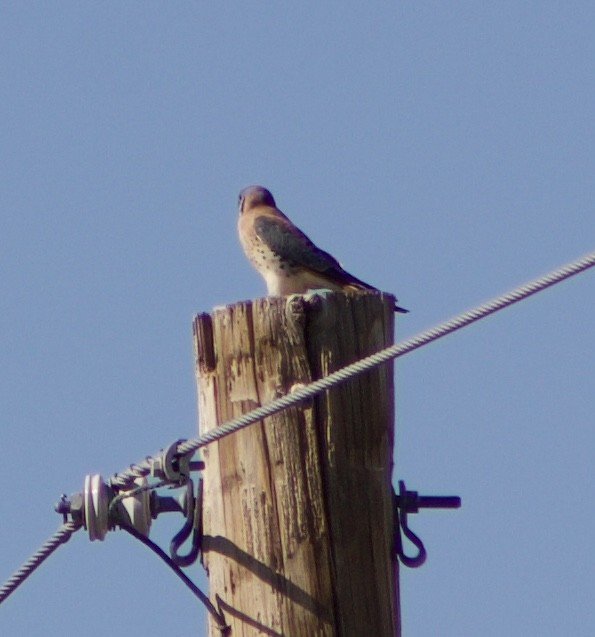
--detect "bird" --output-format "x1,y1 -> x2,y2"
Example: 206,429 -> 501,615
237,185 -> 408,312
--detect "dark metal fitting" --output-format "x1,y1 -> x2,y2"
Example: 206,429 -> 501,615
394,479 -> 461,568
54,492 -> 85,525
150,439 -> 204,484
395,482 -> 461,514
169,478 -> 203,568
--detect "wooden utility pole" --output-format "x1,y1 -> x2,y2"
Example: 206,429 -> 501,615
193,291 -> 400,636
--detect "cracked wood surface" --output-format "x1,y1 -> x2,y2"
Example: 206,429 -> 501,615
193,292 -> 399,636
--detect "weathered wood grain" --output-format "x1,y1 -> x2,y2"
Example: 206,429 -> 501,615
193,291 -> 399,636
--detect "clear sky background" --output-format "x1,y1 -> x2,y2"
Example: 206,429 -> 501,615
1,3 -> 594,636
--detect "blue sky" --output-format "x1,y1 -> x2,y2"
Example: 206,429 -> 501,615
1,3 -> 594,636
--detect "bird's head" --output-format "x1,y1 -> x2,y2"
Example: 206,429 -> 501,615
238,185 -> 277,214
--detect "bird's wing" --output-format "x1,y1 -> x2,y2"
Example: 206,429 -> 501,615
254,214 -> 344,274
253,212 -> 408,308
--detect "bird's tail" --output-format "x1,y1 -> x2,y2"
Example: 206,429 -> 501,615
340,277 -> 409,313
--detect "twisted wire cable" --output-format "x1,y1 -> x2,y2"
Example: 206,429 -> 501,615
0,520 -> 82,604
111,250 -> 595,488
0,251 -> 592,603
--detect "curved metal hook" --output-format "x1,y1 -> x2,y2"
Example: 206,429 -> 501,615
394,480 -> 429,568
169,479 -> 202,567
170,478 -> 203,568
394,479 -> 461,568
395,506 -> 427,568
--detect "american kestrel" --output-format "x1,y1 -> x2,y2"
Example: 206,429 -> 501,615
237,185 -> 408,312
